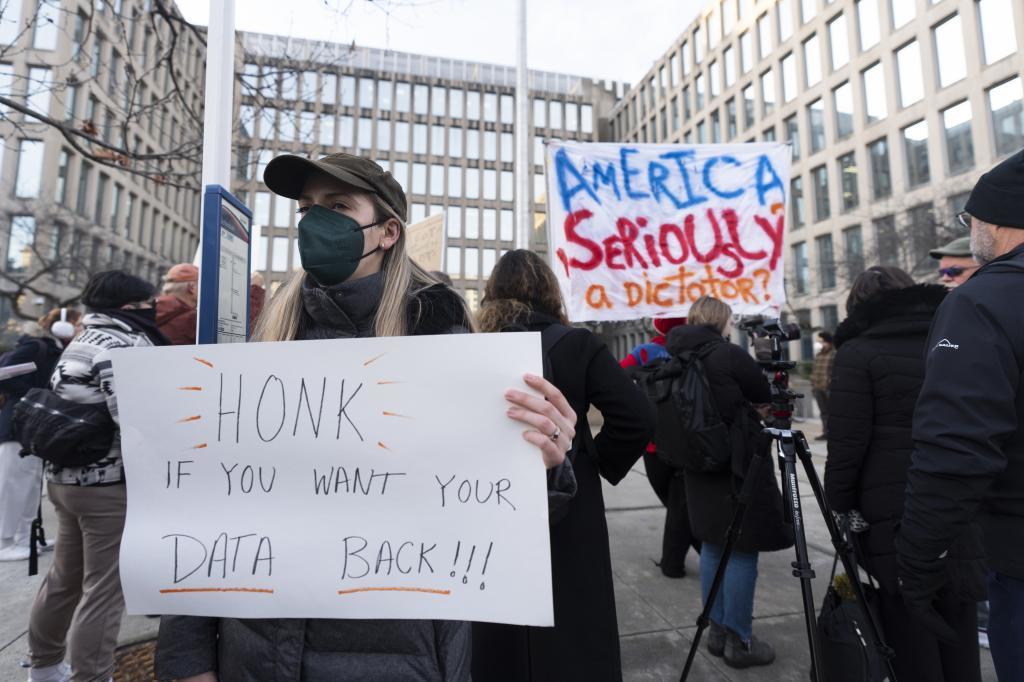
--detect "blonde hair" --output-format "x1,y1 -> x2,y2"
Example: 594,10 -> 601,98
253,194 -> 475,341
688,296 -> 732,334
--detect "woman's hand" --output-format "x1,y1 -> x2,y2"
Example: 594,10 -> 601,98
505,373 -> 577,469
754,403 -> 772,419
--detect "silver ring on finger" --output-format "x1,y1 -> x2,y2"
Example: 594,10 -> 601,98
549,426 -> 560,443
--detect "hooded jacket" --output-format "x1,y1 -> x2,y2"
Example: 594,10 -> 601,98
900,243 -> 1024,580
823,285 -> 968,592
155,294 -> 197,345
0,334 -> 63,441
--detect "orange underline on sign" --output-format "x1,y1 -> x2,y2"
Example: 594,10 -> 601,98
363,352 -> 386,367
192,443 -> 208,450
159,587 -> 275,594
382,411 -> 412,419
192,357 -> 214,368
337,587 -> 451,596
377,441 -> 390,451
376,380 -> 403,385
177,415 -> 202,423
178,386 -> 203,391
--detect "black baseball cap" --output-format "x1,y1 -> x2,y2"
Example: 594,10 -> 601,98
263,153 -> 408,222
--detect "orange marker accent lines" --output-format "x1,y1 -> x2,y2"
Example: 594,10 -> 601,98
192,357 -> 214,368
376,380 -> 403,385
160,587 -> 274,594
192,443 -> 208,450
178,386 -> 203,391
177,415 -> 202,423
363,352 -> 386,367
377,441 -> 390,451
383,411 -> 412,419
337,587 -> 451,596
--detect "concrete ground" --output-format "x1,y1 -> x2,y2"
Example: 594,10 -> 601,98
0,418 -> 997,681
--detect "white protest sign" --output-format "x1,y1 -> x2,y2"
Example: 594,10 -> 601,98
405,213 -> 446,272
112,333 -> 553,625
545,142 -> 791,322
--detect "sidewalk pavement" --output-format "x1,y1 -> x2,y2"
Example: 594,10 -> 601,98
0,418 -> 998,681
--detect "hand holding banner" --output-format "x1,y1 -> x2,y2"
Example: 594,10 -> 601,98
546,142 -> 791,322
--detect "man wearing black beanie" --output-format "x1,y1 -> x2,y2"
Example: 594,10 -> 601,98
898,148 -> 1024,682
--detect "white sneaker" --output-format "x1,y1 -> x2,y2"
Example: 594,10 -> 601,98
27,661 -> 70,682
38,542 -> 54,553
0,544 -> 30,561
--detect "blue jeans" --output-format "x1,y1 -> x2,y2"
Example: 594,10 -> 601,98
988,571 -> 1024,681
699,542 -> 759,642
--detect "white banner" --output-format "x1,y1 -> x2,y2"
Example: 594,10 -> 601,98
545,142 -> 791,322
112,334 -> 553,625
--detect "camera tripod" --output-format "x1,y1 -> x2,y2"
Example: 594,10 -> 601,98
678,428 -> 897,682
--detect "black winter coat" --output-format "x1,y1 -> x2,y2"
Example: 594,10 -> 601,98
667,324 -> 793,553
822,285 -> 979,593
901,243 -> 1024,581
472,312 -> 656,682
0,335 -> 63,441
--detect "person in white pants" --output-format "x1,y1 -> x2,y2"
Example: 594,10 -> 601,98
0,310 -> 78,561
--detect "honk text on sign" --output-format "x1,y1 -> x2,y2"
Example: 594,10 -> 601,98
112,334 -> 552,625
546,141 -> 792,322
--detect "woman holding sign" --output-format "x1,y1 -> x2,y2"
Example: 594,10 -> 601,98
155,154 -> 578,682
474,249 -> 656,681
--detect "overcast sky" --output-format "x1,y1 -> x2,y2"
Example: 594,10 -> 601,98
175,0 -> 704,86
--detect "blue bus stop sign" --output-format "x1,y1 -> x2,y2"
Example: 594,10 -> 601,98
197,185 -> 252,344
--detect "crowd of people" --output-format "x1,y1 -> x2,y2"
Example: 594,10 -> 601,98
0,147 -> 1020,681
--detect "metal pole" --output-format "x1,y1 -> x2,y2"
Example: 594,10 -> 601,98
201,0 -> 236,191
514,0 -> 531,251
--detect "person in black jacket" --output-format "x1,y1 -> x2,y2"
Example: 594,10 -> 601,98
473,249 -> 656,682
898,149 -> 1024,682
824,268 -> 982,682
668,296 -> 792,669
0,308 -> 79,562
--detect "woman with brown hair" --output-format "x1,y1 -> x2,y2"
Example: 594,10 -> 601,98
155,155 -> 579,682
473,249 -> 656,682
668,295 -> 791,669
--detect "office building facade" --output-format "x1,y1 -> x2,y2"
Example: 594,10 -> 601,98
608,0 -> 1023,361
0,0 -> 204,331
231,33 -> 622,310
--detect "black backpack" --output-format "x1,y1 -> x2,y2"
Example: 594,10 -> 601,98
12,388 -> 115,467
632,339 -> 731,473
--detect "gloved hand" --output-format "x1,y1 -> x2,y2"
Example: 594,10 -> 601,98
897,552 -> 958,645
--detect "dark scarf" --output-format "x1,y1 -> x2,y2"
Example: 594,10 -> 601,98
96,309 -> 171,346
299,271 -> 384,340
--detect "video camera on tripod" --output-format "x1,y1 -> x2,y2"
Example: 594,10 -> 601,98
737,315 -> 803,428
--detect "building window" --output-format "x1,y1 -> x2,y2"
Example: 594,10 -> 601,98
934,14 -> 966,88
740,31 -> 752,73
838,152 -> 859,211
903,120 -> 930,187
978,0 -> 1017,64
820,304 -> 839,334
803,34 -> 821,87
862,61 -> 887,123
94,173 -> 108,225
828,13 -> 849,70
801,0 -> 817,23
792,241 -> 809,294
908,203 -> 937,270
816,234 -> 836,291
6,216 -> 35,272
724,47 -> 736,88
811,165 -> 830,221
581,104 -> 594,134
874,215 -> 899,267
843,225 -> 864,281
14,139 -> 44,198
33,0 -> 60,50
549,101 -> 563,129
742,85 -> 755,130
781,53 -> 797,102
758,13 -> 772,59
896,41 -> 923,107
55,149 -> 70,204
892,0 -> 915,29
432,86 -> 446,117
358,118 -> 372,150
807,99 -> 825,153
449,90 -> 464,118
989,77 -> 1024,156
791,176 -> 805,229
786,114 -> 801,159
533,98 -> 546,127
414,84 -> 429,115
726,99 -> 737,139
394,81 -> 410,111
449,128 -> 463,158
763,125 -> 777,142
761,69 -> 776,115
833,81 -> 854,140
778,0 -> 794,42
465,208 -> 479,238
943,100 -> 974,175
695,73 -> 705,110
711,110 -> 721,143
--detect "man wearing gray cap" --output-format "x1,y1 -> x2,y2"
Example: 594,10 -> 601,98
898,149 -> 1024,681
929,236 -> 979,288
